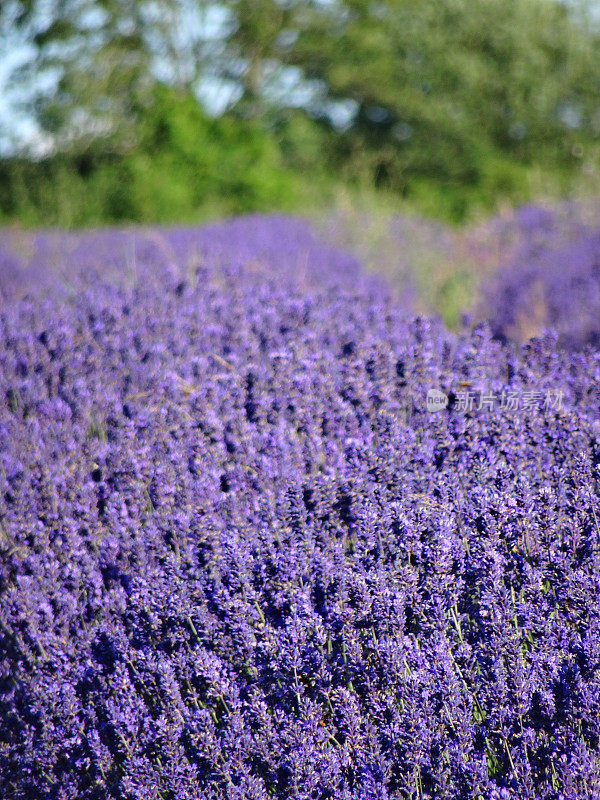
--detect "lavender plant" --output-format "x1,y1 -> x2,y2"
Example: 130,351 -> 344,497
1,216 -> 599,799
475,203 -> 600,349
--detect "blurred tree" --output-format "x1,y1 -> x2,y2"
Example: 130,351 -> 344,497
2,0 -> 600,223
6,0 -> 183,153
0,84 -> 319,226
8,0 -> 600,165
225,0 -> 600,194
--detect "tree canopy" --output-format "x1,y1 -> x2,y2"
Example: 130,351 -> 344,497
2,0 -> 600,223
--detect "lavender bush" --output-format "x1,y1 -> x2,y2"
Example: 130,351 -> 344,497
1,215 -> 600,799
475,202 -> 600,349
316,200 -> 600,343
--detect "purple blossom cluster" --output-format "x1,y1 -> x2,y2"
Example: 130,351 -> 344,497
1,215 -> 600,799
475,203 -> 600,350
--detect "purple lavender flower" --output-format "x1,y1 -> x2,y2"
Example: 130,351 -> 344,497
0,215 -> 599,799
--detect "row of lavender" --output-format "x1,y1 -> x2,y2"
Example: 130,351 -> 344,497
1,214 -> 600,798
318,201 -> 600,349
474,203 -> 600,351
4,202 -> 600,349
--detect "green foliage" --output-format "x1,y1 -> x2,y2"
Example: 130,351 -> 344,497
2,0 -> 600,225
261,0 -> 600,205
7,0 -> 178,151
0,87 -> 320,227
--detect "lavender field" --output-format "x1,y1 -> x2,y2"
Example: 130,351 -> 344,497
1,210 -> 600,799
